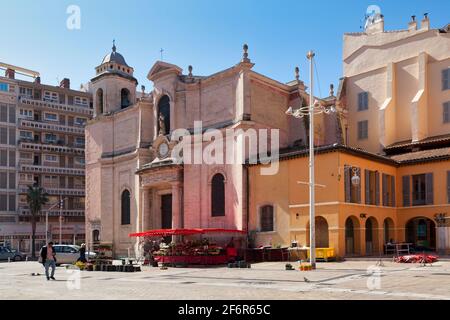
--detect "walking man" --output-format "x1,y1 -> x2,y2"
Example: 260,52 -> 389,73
40,242 -> 57,280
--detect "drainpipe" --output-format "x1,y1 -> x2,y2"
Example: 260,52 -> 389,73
245,165 -> 250,261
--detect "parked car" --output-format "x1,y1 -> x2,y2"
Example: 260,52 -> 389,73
0,246 -> 26,261
50,245 -> 96,265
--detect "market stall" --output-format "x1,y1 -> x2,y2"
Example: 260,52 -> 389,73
129,228 -> 246,266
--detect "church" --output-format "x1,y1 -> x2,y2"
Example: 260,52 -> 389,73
84,43 -> 339,256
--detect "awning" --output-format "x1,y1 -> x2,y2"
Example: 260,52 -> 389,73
193,228 -> 247,235
129,229 -> 201,237
129,228 -> 247,238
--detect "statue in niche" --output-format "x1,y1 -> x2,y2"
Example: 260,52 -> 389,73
158,113 -> 166,135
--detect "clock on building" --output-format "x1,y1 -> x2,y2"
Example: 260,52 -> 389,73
158,142 -> 169,159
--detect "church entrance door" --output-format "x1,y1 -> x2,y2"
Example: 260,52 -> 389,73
161,194 -> 173,242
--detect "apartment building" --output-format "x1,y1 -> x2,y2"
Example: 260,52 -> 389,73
0,63 -> 92,254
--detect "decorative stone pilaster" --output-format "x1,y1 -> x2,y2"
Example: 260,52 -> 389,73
435,213 -> 450,254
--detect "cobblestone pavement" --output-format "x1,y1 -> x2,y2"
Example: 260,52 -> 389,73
1,260 -> 449,300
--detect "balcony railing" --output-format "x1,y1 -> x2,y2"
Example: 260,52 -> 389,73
19,97 -> 93,117
18,140 -> 85,155
20,164 -> 85,176
18,186 -> 85,196
19,118 -> 85,135
19,206 -> 85,217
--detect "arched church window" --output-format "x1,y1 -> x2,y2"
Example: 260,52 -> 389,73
211,174 -> 225,217
96,89 -> 104,114
121,189 -> 131,225
157,95 -> 170,135
93,229 -> 100,242
121,88 -> 130,109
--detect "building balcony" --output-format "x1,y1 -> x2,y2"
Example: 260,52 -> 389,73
19,164 -> 85,176
18,185 -> 85,196
19,97 -> 93,117
18,118 -> 85,135
18,206 -> 85,217
18,140 -> 85,155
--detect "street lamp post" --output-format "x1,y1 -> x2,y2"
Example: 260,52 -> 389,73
59,196 -> 64,245
44,197 -> 67,245
286,50 -> 335,269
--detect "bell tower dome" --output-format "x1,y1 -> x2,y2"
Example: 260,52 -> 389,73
91,41 -> 138,117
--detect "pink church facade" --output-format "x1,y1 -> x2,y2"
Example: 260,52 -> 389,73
85,44 -> 339,257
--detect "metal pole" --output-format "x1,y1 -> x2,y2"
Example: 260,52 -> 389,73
307,50 -> 316,269
59,196 -> 62,245
45,211 -> 48,245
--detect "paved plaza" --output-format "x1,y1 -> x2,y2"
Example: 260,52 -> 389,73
1,259 -> 450,300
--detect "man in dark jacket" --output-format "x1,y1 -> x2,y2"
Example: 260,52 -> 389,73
40,242 -> 57,280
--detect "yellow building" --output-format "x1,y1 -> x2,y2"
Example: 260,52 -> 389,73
247,15 -> 450,258
248,145 -> 450,257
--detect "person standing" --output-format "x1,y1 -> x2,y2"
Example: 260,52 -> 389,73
40,242 -> 57,281
77,243 -> 87,263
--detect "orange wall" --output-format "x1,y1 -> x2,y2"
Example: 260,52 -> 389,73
248,150 -> 450,257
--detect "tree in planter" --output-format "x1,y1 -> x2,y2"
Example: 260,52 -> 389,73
26,185 -> 49,259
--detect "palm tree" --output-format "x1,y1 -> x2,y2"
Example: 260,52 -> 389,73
26,184 -> 49,259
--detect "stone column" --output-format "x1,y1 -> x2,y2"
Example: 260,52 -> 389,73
171,182 -> 181,229
141,188 -> 152,231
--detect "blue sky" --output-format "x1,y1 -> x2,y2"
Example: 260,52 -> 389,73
1,0 -> 449,95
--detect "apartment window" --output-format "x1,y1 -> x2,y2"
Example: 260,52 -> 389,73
358,92 -> 369,111
74,117 -> 87,126
44,154 -> 58,162
0,83 -> 8,92
19,109 -> 33,118
19,87 -> 33,98
75,137 -> 85,146
365,170 -> 380,206
344,166 -> 361,204
0,171 -> 7,189
407,173 -> 434,206
45,133 -> 57,144
357,120 -> 369,140
8,128 -> 15,145
0,127 -> 7,144
44,113 -> 58,121
8,194 -> 15,211
447,171 -> 450,204
382,174 -> 396,207
8,151 -> 15,167
75,157 -> 85,165
443,68 -> 450,91
0,150 -> 6,166
8,106 -> 15,124
8,172 -> 15,189
74,97 -> 88,106
444,102 -> 450,123
0,105 -> 7,122
260,205 -> 274,232
0,194 -> 7,211
20,131 -> 33,140
43,91 -> 58,102
20,152 -> 32,160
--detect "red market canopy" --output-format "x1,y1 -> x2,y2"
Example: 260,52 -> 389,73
194,228 -> 247,235
129,229 -> 201,237
129,228 -> 247,238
